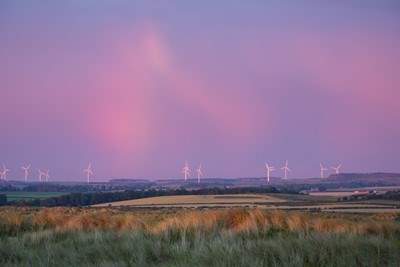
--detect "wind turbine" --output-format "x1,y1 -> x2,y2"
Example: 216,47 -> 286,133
182,161 -> 191,181
1,164 -> 10,180
331,164 -> 342,175
44,170 -> 50,182
196,164 -> 203,184
83,163 -> 93,184
265,163 -> 275,183
320,163 -> 328,179
281,160 -> 291,179
38,169 -> 46,182
21,164 -> 31,182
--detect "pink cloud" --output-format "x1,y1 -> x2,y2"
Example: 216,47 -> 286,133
79,24 -> 271,156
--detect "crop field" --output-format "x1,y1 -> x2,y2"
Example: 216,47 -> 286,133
93,194 -> 286,207
309,192 -> 356,197
309,186 -> 400,198
0,207 -> 399,266
5,192 -> 68,202
92,193 -> 400,213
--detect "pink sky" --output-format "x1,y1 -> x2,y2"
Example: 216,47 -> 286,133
0,1 -> 399,180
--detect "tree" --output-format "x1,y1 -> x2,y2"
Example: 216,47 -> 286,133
0,194 -> 7,206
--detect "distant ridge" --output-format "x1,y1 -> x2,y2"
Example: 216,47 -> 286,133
104,173 -> 400,189
328,173 -> 400,180
109,179 -> 152,183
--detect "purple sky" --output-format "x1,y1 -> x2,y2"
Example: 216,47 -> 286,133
1,1 -> 399,181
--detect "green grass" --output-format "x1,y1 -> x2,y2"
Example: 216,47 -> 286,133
5,192 -> 68,202
0,230 -> 399,267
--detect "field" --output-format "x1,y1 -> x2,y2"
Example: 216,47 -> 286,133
309,192 -> 356,197
5,192 -> 69,202
93,193 -> 400,213
309,186 -> 400,198
94,194 -> 286,207
0,207 -> 399,266
1,192 -> 399,265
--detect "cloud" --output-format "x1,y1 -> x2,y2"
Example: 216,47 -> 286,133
81,24 -> 269,156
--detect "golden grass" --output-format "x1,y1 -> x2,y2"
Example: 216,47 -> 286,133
93,194 -> 285,207
0,207 -> 398,237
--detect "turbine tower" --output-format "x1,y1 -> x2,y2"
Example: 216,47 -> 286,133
331,164 -> 342,175
182,161 -> 191,181
281,160 -> 291,179
38,169 -> 46,182
21,164 -> 31,182
265,163 -> 275,183
44,170 -> 50,182
320,163 -> 328,179
196,164 -> 203,184
83,163 -> 93,184
1,164 -> 10,180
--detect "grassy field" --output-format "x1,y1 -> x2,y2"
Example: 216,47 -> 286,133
309,187 -> 400,197
92,193 -> 400,213
309,192 -> 356,197
93,194 -> 285,207
4,192 -> 68,202
0,207 -> 399,266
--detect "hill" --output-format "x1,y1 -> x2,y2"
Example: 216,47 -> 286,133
328,173 -> 400,180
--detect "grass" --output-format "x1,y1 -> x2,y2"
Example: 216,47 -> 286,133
0,207 -> 399,266
5,192 -> 68,202
1,230 -> 399,267
93,194 -> 285,207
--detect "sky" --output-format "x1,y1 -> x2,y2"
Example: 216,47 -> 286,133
0,1 -> 399,181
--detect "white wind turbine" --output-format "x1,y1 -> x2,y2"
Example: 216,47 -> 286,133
331,164 -> 342,175
38,169 -> 46,182
21,164 -> 31,182
196,164 -> 203,184
182,161 -> 191,181
83,163 -> 93,184
281,160 -> 291,180
44,170 -> 50,182
320,163 -> 329,179
265,163 -> 275,183
1,164 -> 10,180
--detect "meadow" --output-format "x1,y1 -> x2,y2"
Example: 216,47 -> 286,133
5,192 -> 68,202
0,207 -> 399,266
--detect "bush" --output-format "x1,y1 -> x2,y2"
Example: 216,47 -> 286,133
0,194 -> 6,206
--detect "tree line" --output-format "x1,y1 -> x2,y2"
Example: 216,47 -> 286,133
340,190 -> 400,201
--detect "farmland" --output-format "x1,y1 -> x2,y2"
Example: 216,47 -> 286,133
93,194 -> 286,207
1,186 -> 400,266
4,192 -> 69,202
309,186 -> 400,198
1,189 -> 400,266
93,193 -> 400,213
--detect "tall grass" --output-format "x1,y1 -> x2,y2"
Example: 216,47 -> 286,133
1,208 -> 397,236
0,230 -> 399,266
0,208 -> 399,266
